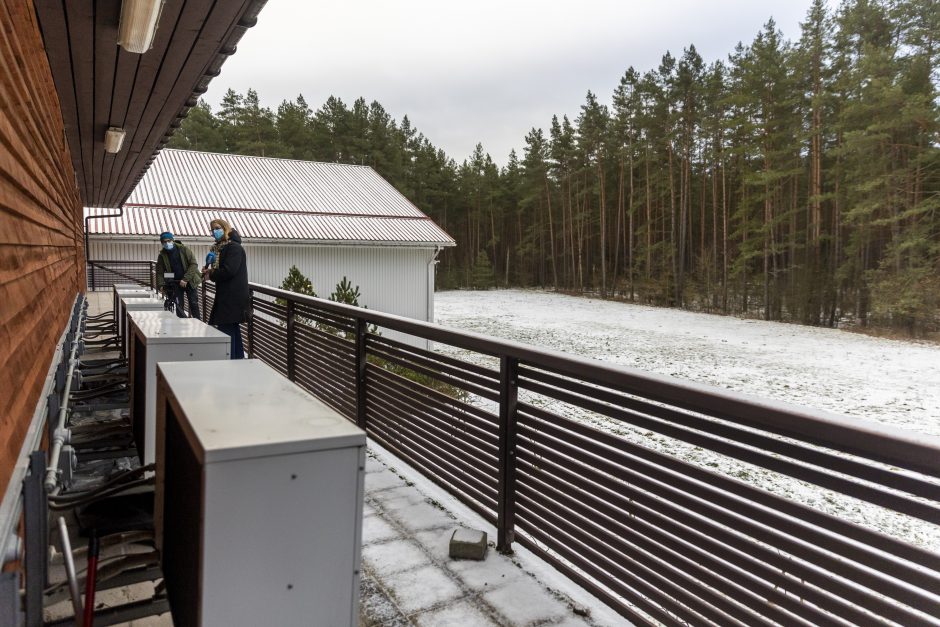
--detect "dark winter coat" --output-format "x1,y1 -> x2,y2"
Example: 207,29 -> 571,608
155,241 -> 201,289
208,229 -> 250,325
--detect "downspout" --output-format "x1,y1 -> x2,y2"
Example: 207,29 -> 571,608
84,206 -> 124,289
426,246 -> 442,324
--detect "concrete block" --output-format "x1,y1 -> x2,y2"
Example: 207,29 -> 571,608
449,527 -> 487,560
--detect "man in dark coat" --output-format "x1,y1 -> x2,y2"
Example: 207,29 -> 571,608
155,231 -> 200,318
204,219 -> 249,358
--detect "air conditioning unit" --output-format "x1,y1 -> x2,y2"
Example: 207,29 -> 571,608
114,287 -> 156,352
120,296 -> 166,357
112,283 -> 148,323
128,312 -> 230,464
155,359 -> 366,627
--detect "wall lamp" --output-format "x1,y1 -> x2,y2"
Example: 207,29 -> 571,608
118,0 -> 164,54
104,127 -> 126,154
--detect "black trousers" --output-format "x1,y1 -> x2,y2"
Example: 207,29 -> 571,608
172,283 -> 200,319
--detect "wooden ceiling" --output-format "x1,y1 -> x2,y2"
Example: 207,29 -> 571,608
34,0 -> 266,208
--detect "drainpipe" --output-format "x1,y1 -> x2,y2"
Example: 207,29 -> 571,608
84,207 -> 124,290
426,246 -> 442,324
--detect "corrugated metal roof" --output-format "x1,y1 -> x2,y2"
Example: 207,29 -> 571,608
126,149 -> 428,219
84,206 -> 455,246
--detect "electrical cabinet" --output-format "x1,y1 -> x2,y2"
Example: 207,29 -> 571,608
128,313 -> 229,464
155,359 -> 366,627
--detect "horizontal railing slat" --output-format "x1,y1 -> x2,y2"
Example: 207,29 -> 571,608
237,280 -> 940,626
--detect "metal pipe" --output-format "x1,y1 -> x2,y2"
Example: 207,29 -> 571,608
0,295 -> 78,569
45,316 -> 83,492
57,517 -> 83,624
84,209 -> 124,285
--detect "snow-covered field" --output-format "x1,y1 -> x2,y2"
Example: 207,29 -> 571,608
436,288 -> 940,435
432,289 -> 940,551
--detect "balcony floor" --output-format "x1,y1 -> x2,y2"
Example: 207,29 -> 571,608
55,291 -> 619,626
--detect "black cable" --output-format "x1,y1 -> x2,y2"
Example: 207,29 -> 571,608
49,464 -> 155,503
48,478 -> 154,510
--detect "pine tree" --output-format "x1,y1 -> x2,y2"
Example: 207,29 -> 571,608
168,100 -> 226,152
470,251 -> 495,290
280,265 -> 316,298
276,95 -> 314,160
330,276 -> 363,306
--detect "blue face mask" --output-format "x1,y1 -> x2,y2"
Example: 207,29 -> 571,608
163,241 -> 174,250
212,228 -> 224,242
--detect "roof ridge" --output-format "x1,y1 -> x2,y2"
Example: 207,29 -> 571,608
161,147 -> 375,169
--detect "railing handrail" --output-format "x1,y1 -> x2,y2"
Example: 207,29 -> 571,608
86,259 -> 156,290
248,281 -> 940,478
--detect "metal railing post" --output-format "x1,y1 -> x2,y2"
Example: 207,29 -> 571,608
247,290 -> 254,358
286,300 -> 296,381
355,318 -> 368,430
497,356 -> 519,553
149,261 -> 156,290
89,262 -> 96,291
200,282 -> 207,322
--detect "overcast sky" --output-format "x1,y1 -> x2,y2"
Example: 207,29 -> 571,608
205,1 -> 822,165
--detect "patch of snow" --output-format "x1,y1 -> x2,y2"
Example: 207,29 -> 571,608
382,564 -> 465,614
435,289 -> 940,435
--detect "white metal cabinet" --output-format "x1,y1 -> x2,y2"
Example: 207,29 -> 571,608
128,313 -> 229,464
154,359 -> 366,627
119,296 -> 166,357
113,286 -> 153,331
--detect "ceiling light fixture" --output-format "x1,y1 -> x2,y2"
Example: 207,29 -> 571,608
117,0 -> 164,54
104,127 -> 126,154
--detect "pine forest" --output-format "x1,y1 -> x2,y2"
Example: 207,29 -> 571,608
169,0 -> 940,334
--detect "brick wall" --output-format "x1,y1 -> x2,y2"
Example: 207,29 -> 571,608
0,1 -> 84,497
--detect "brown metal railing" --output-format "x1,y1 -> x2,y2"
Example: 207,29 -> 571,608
199,280 -> 940,626
86,260 -> 155,290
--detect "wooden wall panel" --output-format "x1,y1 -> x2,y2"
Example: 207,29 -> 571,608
0,1 -> 84,498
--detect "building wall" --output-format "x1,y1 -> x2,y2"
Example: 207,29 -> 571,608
0,2 -> 84,496
89,238 -> 438,323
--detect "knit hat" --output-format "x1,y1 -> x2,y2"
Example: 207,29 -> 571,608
160,231 -> 174,241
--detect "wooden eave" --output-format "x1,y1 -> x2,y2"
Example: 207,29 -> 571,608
33,0 -> 266,208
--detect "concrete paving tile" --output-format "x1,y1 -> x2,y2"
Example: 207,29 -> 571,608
360,571 -> 409,626
383,564 -> 465,615
363,514 -> 402,545
483,576 -> 570,625
366,468 -> 408,491
446,553 -> 525,592
412,599 -> 499,627
369,485 -> 427,511
365,456 -> 387,474
412,528 -> 455,563
362,539 -> 430,575
550,616 -> 597,626
392,501 -> 455,533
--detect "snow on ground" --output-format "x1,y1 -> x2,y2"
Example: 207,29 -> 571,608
432,289 -> 940,552
435,288 -> 940,435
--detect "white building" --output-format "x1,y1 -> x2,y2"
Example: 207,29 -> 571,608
86,149 -> 455,324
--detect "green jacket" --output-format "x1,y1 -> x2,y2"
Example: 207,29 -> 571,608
155,241 -> 201,288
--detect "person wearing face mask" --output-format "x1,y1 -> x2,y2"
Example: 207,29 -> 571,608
203,219 -> 249,359
155,231 -> 201,318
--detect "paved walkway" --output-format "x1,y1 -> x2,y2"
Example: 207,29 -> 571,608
70,291 -> 625,626
359,445 -> 620,626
